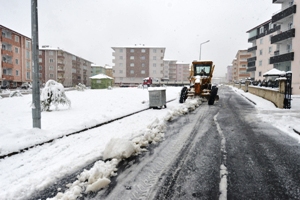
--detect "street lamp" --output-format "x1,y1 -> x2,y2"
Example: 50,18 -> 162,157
199,40 -> 210,60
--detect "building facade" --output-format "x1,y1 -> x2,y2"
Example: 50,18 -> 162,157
39,46 -> 92,87
176,62 -> 190,82
231,50 -> 252,82
247,20 -> 280,80
271,0 -> 299,94
1,25 -> 32,88
91,64 -> 106,76
112,45 -> 165,85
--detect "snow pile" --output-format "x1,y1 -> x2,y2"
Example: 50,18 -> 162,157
9,90 -> 23,97
48,97 -> 202,199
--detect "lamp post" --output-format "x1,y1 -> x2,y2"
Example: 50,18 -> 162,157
199,40 -> 210,60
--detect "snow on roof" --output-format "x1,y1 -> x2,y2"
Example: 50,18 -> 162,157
90,74 -> 113,79
263,68 -> 286,77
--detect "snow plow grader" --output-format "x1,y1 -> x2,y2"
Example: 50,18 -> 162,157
179,60 -> 219,105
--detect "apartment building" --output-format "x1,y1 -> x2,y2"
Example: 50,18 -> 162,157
39,46 -> 92,87
271,0 -> 299,94
111,45 -> 165,85
163,60 -> 177,81
231,50 -> 252,82
247,20 -> 280,80
176,62 -> 190,82
0,25 -> 32,88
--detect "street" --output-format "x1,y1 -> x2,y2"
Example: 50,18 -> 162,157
31,86 -> 300,199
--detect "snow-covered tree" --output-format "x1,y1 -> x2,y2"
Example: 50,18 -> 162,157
40,80 -> 71,111
75,83 -> 86,91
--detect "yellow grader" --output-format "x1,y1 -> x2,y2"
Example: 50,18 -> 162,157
179,60 -> 219,105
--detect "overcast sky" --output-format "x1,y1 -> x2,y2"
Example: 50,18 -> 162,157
1,0 -> 280,77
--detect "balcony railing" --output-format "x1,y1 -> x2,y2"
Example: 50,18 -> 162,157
2,74 -> 14,81
1,49 -> 13,57
57,55 -> 65,60
247,67 -> 256,72
247,61 -> 256,67
273,0 -> 285,3
272,5 -> 296,23
2,61 -> 13,68
270,52 -> 294,64
271,28 -> 295,44
247,46 -> 257,52
247,56 -> 257,62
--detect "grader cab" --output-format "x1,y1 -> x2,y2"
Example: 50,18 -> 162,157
179,60 -> 219,105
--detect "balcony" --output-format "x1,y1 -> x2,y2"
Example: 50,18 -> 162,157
247,46 -> 257,52
270,52 -> 294,64
247,56 -> 257,62
271,28 -> 295,44
247,67 -> 256,72
57,67 -> 65,72
272,5 -> 296,23
2,74 -> 14,81
1,49 -> 13,57
2,61 -> 13,68
247,61 -> 256,67
248,35 -> 257,42
57,55 -> 65,60
57,62 -> 65,67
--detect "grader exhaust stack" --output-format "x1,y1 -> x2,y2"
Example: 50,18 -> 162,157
179,60 -> 219,105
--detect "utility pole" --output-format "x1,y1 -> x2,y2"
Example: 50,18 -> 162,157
31,0 -> 41,128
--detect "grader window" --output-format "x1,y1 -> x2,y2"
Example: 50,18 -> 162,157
194,65 -> 211,76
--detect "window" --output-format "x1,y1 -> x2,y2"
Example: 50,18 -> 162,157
27,72 -> 30,79
141,56 -> 145,60
259,27 -> 264,34
288,23 -> 293,30
119,70 -> 123,73
49,51 -> 54,56
153,56 -> 156,60
130,49 -> 134,53
72,55 -> 76,60
49,66 -> 54,70
26,51 -> 30,59
141,70 -> 145,74
49,74 -> 54,78
39,65 -> 42,70
16,70 -> 19,76
26,40 -> 31,49
259,49 -> 263,55
259,60 -> 262,66
141,49 -> 145,53
119,56 -> 123,60
27,61 -> 30,69
130,70 -> 134,74
130,56 -> 134,60
260,38 -> 263,44
119,49 -> 123,52
39,73 -> 42,78
287,44 -> 292,52
153,63 -> 156,67
130,63 -> 134,67
153,70 -> 156,74
49,58 -> 54,63
15,59 -> 19,64
15,35 -> 19,42
269,23 -> 273,30
39,51 -> 42,55
15,47 -> 19,53
142,63 -> 145,67
269,47 -> 272,53
119,63 -> 123,67
153,49 -> 156,53
258,71 -> 262,77
39,58 -> 42,63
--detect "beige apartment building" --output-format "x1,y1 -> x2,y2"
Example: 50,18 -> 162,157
247,20 -> 279,80
39,46 -> 92,87
176,62 -> 190,82
231,50 -> 251,82
0,25 -> 32,88
162,60 -> 189,83
247,0 -> 300,94
111,45 -> 166,85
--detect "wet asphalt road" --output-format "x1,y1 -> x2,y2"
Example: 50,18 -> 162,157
30,86 -> 300,199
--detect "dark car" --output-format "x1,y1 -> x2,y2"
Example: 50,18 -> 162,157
0,85 -> 9,89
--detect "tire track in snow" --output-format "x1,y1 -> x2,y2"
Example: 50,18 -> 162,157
214,112 -> 228,200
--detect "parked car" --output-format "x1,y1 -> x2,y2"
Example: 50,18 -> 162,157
21,82 -> 32,89
0,85 -> 9,89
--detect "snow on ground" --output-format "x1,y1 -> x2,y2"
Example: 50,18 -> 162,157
0,85 -> 299,199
